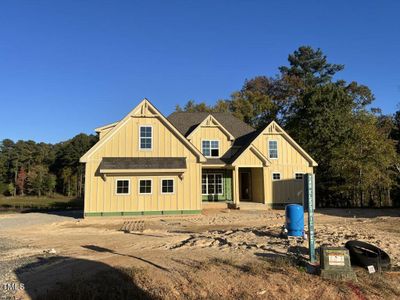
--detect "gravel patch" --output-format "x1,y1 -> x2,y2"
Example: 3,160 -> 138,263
0,211 -> 82,231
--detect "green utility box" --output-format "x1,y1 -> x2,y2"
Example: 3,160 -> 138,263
320,246 -> 356,281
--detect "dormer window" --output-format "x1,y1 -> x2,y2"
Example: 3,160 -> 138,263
139,126 -> 152,150
202,140 -> 219,157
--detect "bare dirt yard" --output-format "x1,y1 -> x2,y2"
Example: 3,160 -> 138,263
1,208 -> 400,300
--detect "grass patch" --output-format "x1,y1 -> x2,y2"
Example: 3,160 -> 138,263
35,257 -> 400,300
352,269 -> 400,298
209,256 -> 236,267
0,195 -> 83,212
210,255 -> 297,276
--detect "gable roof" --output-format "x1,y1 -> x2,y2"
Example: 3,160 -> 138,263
167,112 -> 255,144
186,114 -> 235,141
80,99 -> 207,163
229,126 -> 265,163
230,120 -> 318,167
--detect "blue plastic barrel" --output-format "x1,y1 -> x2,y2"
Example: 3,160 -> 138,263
285,204 -> 304,237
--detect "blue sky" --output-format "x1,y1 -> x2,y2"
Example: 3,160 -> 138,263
1,1 -> 399,143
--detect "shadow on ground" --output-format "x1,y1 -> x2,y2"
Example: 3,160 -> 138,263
316,208 -> 400,219
34,209 -> 84,219
82,245 -> 170,272
15,256 -> 154,300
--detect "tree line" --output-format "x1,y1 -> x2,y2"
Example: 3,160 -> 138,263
1,46 -> 398,207
176,46 -> 400,207
0,134 -> 98,198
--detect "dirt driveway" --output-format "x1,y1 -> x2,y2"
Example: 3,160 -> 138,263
1,208 -> 400,299
0,211 -> 81,231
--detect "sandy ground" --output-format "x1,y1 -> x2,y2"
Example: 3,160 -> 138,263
0,208 -> 400,299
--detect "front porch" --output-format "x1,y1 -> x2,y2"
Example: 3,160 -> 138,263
202,201 -> 268,210
202,167 -> 266,207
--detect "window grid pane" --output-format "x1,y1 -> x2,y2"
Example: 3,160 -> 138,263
202,141 -> 210,156
116,180 -> 129,194
162,179 -> 174,193
140,127 -> 152,137
202,175 -> 207,194
202,174 -> 223,195
295,173 -> 303,180
207,174 -> 215,194
215,174 -> 223,194
202,140 -> 219,157
269,141 -> 278,158
272,173 -> 280,180
211,148 -> 219,157
139,180 -> 152,194
208,184 -> 215,194
140,127 -> 152,149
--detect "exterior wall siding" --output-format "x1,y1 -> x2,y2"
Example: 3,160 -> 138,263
84,103 -> 317,214
189,126 -> 232,158
251,168 -> 264,203
85,115 -> 202,214
260,133 -> 313,204
98,127 -> 114,139
234,149 -> 264,166
234,131 -> 313,205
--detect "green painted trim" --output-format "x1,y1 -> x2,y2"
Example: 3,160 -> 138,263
84,210 -> 202,217
122,211 -> 143,216
143,211 -> 162,216
100,212 -> 122,217
202,169 -> 233,201
162,210 -> 181,215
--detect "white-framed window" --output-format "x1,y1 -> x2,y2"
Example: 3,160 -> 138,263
295,173 -> 304,180
139,125 -> 152,150
202,140 -> 219,157
161,178 -> 174,194
268,140 -> 278,159
139,179 -> 152,194
115,179 -> 130,195
202,173 -> 223,195
272,173 -> 281,181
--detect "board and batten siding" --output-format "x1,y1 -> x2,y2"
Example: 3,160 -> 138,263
98,127 -> 113,140
251,168 -> 264,203
189,126 -> 233,158
233,124 -> 314,205
84,115 -> 202,214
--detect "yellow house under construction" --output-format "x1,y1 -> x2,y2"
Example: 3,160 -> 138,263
80,99 -> 317,217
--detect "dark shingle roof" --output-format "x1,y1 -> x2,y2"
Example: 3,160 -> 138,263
100,157 -> 186,170
228,125 -> 267,163
167,112 -> 255,144
203,158 -> 227,165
